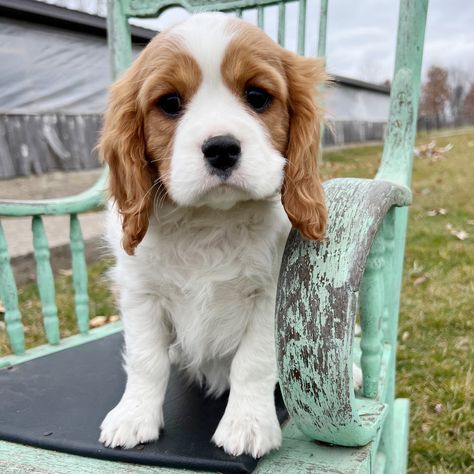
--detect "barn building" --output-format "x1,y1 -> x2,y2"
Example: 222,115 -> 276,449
0,0 -> 390,178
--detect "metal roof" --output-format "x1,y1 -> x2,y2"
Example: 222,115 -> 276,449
0,0 -> 156,42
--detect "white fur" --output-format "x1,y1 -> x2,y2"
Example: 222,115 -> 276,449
169,13 -> 286,210
100,12 -> 360,459
100,198 -> 289,456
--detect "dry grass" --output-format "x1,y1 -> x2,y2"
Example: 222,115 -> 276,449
321,127 -> 474,473
1,127 -> 473,472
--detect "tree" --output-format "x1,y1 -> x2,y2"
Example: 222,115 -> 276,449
464,83 -> 474,120
447,68 -> 469,126
420,65 -> 450,128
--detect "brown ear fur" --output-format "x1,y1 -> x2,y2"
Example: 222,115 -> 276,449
99,62 -> 153,256
282,53 -> 327,240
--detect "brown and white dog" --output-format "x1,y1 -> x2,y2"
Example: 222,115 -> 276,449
99,13 -> 327,458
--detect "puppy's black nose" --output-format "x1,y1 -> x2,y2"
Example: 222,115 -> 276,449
202,135 -> 241,176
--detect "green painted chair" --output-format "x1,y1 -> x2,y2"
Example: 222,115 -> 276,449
0,0 -> 428,472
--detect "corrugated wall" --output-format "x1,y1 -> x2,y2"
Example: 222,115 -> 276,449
0,114 -> 101,178
0,13 -> 390,178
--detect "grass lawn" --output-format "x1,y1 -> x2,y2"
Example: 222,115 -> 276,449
1,127 -> 473,472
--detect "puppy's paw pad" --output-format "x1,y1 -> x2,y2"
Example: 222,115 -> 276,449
353,363 -> 363,391
212,412 -> 281,458
99,399 -> 162,449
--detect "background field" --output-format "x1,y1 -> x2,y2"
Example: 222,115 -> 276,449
1,127 -> 473,472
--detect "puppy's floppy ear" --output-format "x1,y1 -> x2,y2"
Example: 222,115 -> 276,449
99,61 -> 153,256
281,53 -> 327,240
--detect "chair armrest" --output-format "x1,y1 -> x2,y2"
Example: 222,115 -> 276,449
276,177 -> 411,447
0,169 -> 108,217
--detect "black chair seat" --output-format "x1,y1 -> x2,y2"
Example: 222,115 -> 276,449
0,332 -> 287,473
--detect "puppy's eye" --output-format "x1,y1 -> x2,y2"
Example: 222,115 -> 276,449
157,93 -> 182,117
245,87 -> 271,113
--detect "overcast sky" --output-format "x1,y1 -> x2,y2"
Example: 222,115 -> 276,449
131,0 -> 474,85
41,0 -> 474,84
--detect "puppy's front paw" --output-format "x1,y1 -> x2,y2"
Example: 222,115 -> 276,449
99,397 -> 163,449
212,408 -> 281,458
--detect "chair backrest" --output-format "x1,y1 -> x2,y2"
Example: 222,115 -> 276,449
107,0 -> 328,79
1,0 -> 428,371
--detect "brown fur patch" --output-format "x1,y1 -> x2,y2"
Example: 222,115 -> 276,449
223,20 -> 328,240
222,21 -> 289,154
99,32 -> 202,255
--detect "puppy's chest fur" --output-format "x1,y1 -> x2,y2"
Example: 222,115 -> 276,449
108,199 -> 289,393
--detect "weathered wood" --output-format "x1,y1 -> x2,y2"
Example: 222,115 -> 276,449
277,2 -> 285,46
70,214 -> 90,335
0,419 -> 375,474
0,322 -> 122,369
0,221 -> 24,355
376,0 -> 428,188
107,0 -> 133,79
0,437 -> 199,474
381,209 -> 395,343
0,170 -> 107,216
127,0 -> 285,16
374,2 -> 428,470
317,0 -> 328,57
297,0 -> 306,55
257,5 -> 264,28
32,216 -> 60,345
276,178 -> 411,446
360,229 -> 385,399
0,1 -> 430,472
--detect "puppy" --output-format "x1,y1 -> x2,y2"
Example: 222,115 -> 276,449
99,13 -> 327,458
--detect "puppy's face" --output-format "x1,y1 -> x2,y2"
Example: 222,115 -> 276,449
101,13 -> 327,255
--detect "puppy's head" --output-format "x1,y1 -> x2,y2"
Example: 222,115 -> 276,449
100,13 -> 327,255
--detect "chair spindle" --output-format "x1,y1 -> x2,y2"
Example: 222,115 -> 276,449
32,216 -> 60,345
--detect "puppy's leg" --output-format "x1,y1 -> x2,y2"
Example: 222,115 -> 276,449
212,296 -> 281,458
100,291 -> 171,449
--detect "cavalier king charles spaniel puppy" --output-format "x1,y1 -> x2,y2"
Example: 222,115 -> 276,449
99,12 -> 327,458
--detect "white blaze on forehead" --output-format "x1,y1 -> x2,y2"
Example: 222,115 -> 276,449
172,13 -> 235,84
167,13 -> 285,209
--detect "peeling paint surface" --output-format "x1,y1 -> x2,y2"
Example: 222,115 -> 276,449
276,178 -> 410,447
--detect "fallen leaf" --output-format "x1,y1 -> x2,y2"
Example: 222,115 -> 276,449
421,423 -> 430,433
434,403 -> 443,414
58,269 -> 73,277
0,299 -> 5,313
23,300 -> 33,310
402,331 -> 410,342
109,315 -> 120,323
453,230 -> 469,240
457,336 -> 469,348
446,224 -> 469,241
414,275 -> 428,286
89,316 -> 107,328
414,141 -> 453,160
426,208 -> 448,217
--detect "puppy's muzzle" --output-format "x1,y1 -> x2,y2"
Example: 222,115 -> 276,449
202,135 -> 241,179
